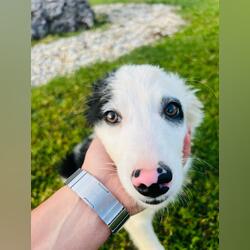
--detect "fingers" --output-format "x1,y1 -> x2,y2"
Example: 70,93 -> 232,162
83,137 -> 113,168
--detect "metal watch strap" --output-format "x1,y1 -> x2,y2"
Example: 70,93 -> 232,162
65,168 -> 130,233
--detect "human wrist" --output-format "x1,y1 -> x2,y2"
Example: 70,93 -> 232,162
32,186 -> 110,250
58,186 -> 111,248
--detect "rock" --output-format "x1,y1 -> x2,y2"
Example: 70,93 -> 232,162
31,0 -> 95,39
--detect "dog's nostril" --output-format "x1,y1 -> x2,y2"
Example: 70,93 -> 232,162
158,172 -> 172,184
157,163 -> 172,184
134,169 -> 141,178
157,167 -> 163,174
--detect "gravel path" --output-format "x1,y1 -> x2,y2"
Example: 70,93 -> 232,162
31,4 -> 185,86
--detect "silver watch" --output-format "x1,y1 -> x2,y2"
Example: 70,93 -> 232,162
65,168 -> 130,233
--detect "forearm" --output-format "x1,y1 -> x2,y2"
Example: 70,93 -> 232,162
31,186 -> 110,250
31,138 -> 141,250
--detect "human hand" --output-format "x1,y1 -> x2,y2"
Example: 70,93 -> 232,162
82,137 -> 142,215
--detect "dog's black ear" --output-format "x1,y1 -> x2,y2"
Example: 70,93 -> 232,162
84,70 -> 116,126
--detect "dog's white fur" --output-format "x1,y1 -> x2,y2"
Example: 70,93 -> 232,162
93,65 -> 203,250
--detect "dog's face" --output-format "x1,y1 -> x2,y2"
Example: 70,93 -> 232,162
86,65 -> 203,209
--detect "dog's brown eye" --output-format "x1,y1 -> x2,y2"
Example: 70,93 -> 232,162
164,102 -> 180,117
104,111 -> 121,124
161,98 -> 183,123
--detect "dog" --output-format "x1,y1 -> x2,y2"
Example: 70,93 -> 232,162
59,64 -> 203,250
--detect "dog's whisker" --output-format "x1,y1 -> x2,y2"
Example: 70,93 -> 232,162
98,167 -> 117,172
107,173 -> 117,178
184,156 -> 215,176
192,156 -> 215,170
186,78 -> 218,99
104,162 -> 116,166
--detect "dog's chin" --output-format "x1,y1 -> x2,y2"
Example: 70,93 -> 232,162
137,196 -> 169,208
145,199 -> 165,205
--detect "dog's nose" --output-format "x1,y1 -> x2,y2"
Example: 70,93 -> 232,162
131,163 -> 172,198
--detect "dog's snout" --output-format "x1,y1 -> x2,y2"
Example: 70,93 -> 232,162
131,163 -> 172,198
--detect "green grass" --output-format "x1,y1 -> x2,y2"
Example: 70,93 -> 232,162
32,0 -> 219,249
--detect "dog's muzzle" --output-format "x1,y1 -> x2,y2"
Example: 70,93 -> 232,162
131,162 -> 172,198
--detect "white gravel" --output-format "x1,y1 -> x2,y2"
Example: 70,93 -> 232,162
31,3 -> 185,86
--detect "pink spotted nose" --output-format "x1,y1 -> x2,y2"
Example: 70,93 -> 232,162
131,162 -> 172,198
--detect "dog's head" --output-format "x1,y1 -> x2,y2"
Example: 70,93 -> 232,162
86,65 -> 203,208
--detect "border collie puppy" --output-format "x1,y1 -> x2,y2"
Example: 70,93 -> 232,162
59,64 -> 203,250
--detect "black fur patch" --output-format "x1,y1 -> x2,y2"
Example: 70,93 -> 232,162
85,70 -> 116,126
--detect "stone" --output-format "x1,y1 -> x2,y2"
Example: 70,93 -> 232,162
31,0 -> 95,39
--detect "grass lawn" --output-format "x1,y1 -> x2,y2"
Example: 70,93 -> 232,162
32,0 -> 219,249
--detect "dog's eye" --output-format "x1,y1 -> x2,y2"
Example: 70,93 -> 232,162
164,102 -> 180,118
104,111 -> 121,124
162,99 -> 184,123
